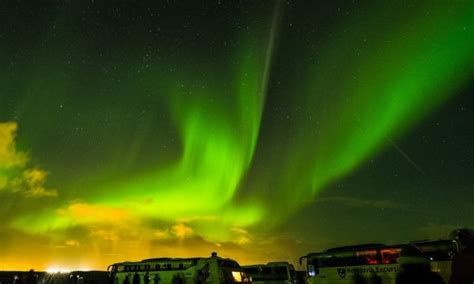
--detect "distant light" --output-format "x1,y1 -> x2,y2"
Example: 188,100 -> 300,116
46,267 -> 72,274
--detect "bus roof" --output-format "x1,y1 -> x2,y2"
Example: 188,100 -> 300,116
325,243 -> 386,253
267,261 -> 292,266
243,262 -> 293,268
141,257 -> 200,262
111,257 -> 202,266
409,239 -> 457,245
299,239 -> 458,263
111,255 -> 240,267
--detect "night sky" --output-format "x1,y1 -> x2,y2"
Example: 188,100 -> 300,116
1,0 -> 473,271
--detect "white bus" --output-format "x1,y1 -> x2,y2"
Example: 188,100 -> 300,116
242,262 -> 296,284
108,253 -> 249,284
299,240 -> 458,284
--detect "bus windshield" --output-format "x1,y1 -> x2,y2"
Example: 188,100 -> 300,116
413,240 -> 457,261
219,260 -> 241,268
245,267 -> 289,281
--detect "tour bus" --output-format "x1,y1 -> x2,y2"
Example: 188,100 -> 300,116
299,239 -> 458,284
108,253 -> 249,284
242,262 -> 297,284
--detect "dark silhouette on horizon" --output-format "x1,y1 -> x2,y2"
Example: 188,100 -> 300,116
449,228 -> 474,284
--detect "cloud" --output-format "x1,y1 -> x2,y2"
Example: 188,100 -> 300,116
177,216 -> 218,223
24,186 -> 58,198
23,168 -> 47,185
6,168 -> 57,198
0,176 -> 7,190
154,229 -> 170,239
65,239 -> 80,247
0,122 -> 27,169
172,222 -> 194,239
17,168 -> 57,197
231,227 -> 252,245
62,203 -> 131,225
0,122 -> 56,198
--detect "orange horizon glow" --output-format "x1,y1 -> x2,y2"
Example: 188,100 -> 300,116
0,244 -> 309,272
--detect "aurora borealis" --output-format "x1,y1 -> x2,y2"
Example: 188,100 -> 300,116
1,0 -> 474,271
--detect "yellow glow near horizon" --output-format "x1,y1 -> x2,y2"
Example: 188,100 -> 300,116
45,267 -> 71,274
45,267 -> 90,273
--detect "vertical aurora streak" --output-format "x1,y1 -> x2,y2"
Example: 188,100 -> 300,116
243,2 -> 474,218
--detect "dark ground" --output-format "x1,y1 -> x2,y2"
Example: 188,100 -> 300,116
0,271 -> 109,284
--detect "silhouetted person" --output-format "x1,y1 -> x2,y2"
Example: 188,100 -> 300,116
152,274 -> 160,284
25,269 -> 38,284
352,269 -> 366,284
70,274 -> 76,284
132,273 -> 140,284
368,271 -> 381,284
108,274 -> 116,284
123,275 -> 131,284
172,275 -> 183,284
143,272 -> 150,284
395,245 -> 445,284
449,228 -> 474,284
13,274 -> 22,284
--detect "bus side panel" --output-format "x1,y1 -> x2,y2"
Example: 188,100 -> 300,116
309,265 -> 400,284
114,271 -> 193,284
308,261 -> 452,284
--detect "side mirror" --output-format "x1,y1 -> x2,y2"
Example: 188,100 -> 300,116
299,256 -> 305,265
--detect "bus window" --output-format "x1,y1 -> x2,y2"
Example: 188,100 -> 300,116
414,240 -> 458,261
381,248 -> 401,264
316,251 -> 352,267
244,268 -> 259,275
266,267 -> 289,281
356,250 -> 379,265
249,267 -> 289,281
153,264 -> 161,271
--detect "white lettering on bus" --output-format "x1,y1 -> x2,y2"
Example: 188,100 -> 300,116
336,265 -> 400,278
